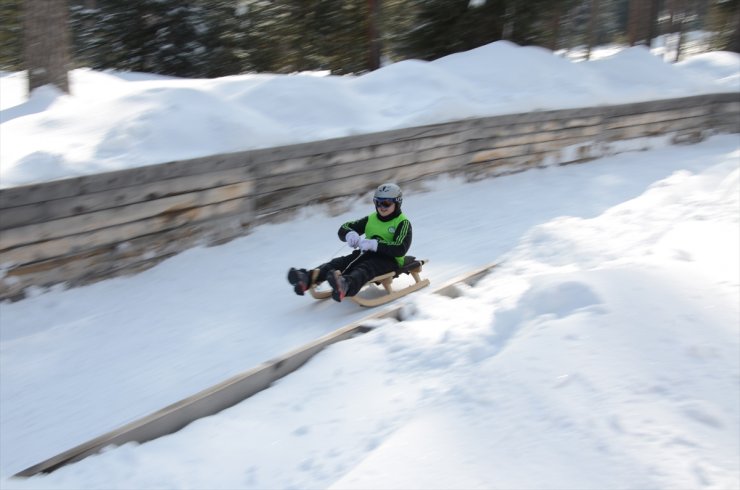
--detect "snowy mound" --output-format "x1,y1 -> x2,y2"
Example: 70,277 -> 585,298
677,51 -> 740,90
0,41 -> 737,188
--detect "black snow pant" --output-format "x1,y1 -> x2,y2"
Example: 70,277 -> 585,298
315,250 -> 398,297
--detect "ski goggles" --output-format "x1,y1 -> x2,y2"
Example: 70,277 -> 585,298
374,198 -> 397,209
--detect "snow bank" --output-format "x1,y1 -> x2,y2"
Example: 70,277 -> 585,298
1,42 -> 737,188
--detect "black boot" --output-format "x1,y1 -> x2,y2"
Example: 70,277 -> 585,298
327,270 -> 350,302
287,268 -> 311,296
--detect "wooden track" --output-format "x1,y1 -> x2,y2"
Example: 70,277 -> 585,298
13,261 -> 499,478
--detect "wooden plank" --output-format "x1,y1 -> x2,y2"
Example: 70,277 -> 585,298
602,114 -> 712,141
604,93 -> 722,118
243,118 -> 468,166
254,145 -> 460,198
466,116 -> 602,142
249,137 -> 422,179
0,153 -> 253,209
0,182 -> 252,251
0,167 -> 253,228
530,134 -> 601,154
434,261 -> 499,298
604,106 -> 710,129
465,125 -> 600,154
0,213 -> 252,300
469,144 -> 530,163
252,135 -> 473,202
0,197 -> 252,266
710,112 -> 740,133
254,176 -> 383,215
712,100 -> 740,114
252,149 -> 477,217
464,155 -> 547,181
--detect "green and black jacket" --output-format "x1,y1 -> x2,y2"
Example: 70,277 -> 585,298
338,208 -> 412,267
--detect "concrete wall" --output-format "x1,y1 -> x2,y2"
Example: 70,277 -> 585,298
1,92 -> 738,300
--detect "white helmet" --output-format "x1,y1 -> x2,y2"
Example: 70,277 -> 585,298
373,183 -> 403,206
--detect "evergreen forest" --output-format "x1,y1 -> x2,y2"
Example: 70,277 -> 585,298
2,0 -> 739,78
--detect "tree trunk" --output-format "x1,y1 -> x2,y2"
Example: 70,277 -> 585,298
586,0 -> 600,60
727,1 -> 740,53
667,0 -> 676,33
502,1 -> 517,40
628,0 -> 641,46
367,0 -> 381,71
548,1 -> 562,52
646,0 -> 661,48
23,0 -> 71,94
674,0 -> 686,62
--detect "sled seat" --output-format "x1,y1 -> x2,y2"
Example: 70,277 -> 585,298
370,255 -> 426,287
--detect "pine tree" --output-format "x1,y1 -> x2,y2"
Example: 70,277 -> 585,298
0,0 -> 22,70
396,0 -> 561,62
708,0 -> 740,52
238,0 -> 374,75
71,0 -> 242,77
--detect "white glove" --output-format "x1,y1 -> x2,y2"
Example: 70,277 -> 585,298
358,238 -> 378,252
345,231 -> 361,248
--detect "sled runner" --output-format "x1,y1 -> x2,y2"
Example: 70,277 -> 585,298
310,256 -> 430,307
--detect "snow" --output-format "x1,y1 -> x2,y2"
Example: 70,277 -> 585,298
1,41 -> 738,188
1,41 -> 739,489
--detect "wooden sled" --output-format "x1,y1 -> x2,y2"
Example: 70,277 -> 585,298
309,256 -> 430,307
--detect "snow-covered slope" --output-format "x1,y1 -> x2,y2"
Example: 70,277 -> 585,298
1,135 -> 738,489
1,39 -> 738,489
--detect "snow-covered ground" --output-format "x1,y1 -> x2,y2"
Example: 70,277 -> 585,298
0,41 -> 739,489
1,41 -> 738,188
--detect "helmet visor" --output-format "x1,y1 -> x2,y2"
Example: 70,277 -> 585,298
374,198 -> 397,209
